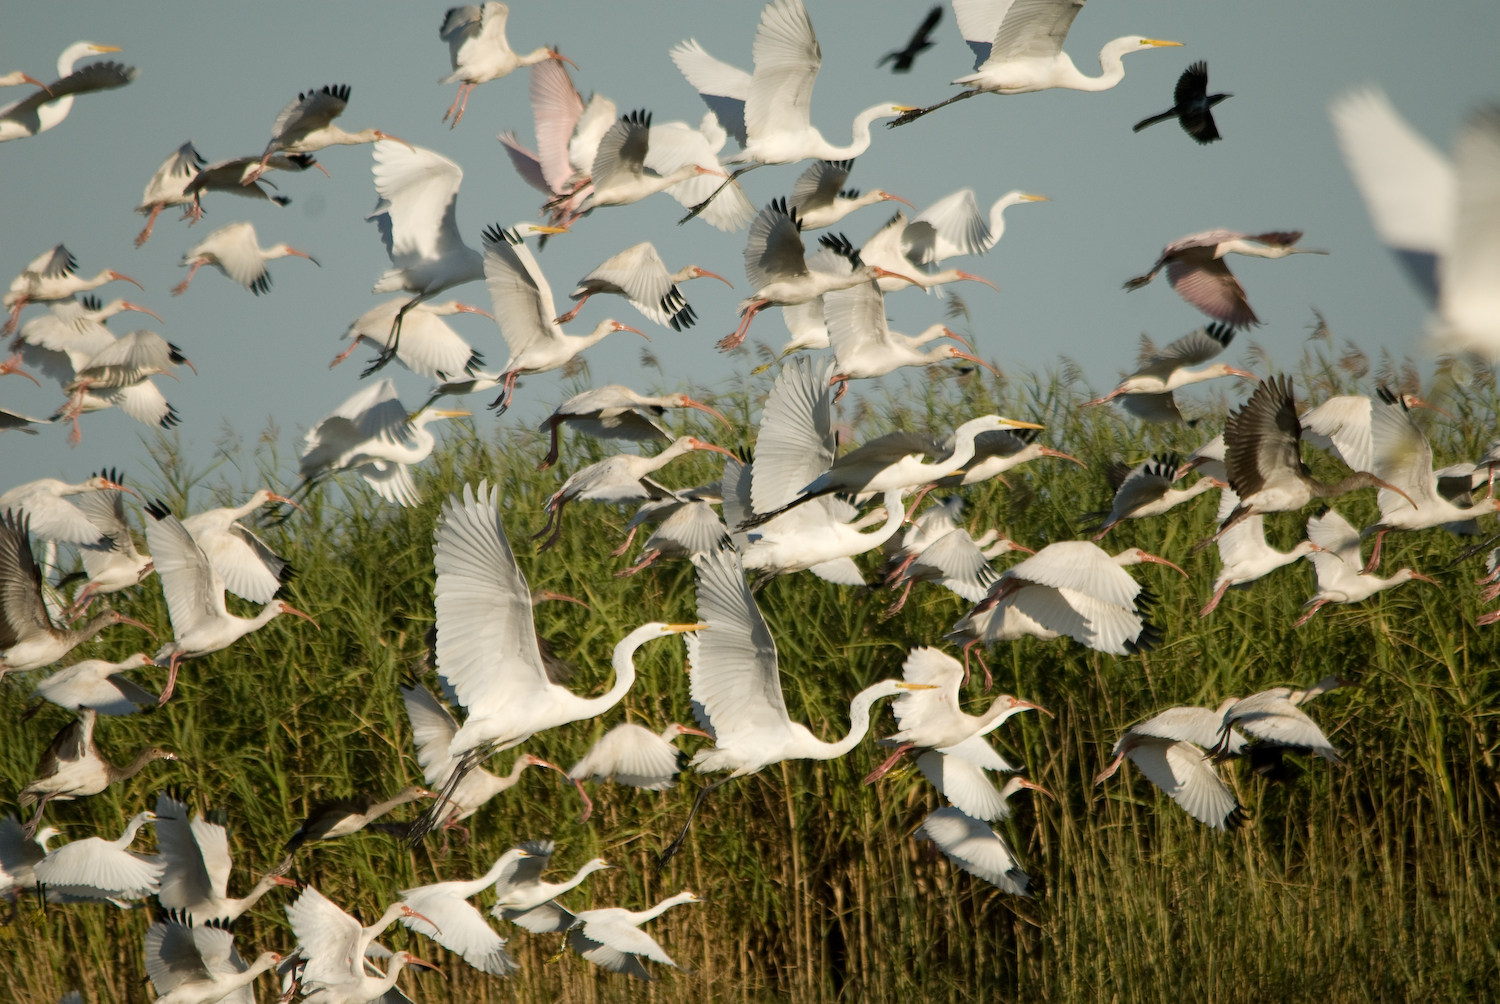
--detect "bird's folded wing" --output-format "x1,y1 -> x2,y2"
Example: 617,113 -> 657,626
916,751 -> 1009,821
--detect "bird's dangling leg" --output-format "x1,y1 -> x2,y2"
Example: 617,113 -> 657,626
364,298 -> 423,378
610,526 -> 639,558
616,549 -> 663,578
717,300 -> 768,352
328,340 -> 362,368
21,793 -> 56,840
3,299 -> 29,335
171,262 -> 204,297
442,83 -> 468,125
863,744 -> 914,784
831,375 -> 850,404
1293,599 -> 1329,628
554,293 -> 590,325
134,205 -> 164,248
1362,529 -> 1388,574
537,418 -> 564,471
656,776 -> 731,873
678,163 -> 760,226
1199,580 -> 1231,617
488,370 -> 523,415
883,580 -> 914,618
156,654 -> 183,706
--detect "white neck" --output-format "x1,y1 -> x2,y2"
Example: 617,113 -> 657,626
520,48 -> 554,68
547,860 -> 610,897
987,193 -> 1029,246
909,323 -> 950,347
668,266 -> 698,284
630,891 -> 697,924
810,682 -> 900,759
1077,39 -> 1142,91
569,624 -> 659,720
857,493 -> 907,549
231,874 -> 283,916
823,104 -> 897,159
115,812 -> 154,847
227,492 -> 272,523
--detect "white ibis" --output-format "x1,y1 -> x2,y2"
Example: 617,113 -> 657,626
283,786 -> 435,853
959,542 -> 1185,673
18,709 -> 181,836
402,481 -> 704,844
1214,376 -> 1413,542
364,142 -> 564,375
914,806 -> 1031,895
154,790 -> 297,925
400,681 -> 564,840
0,815 -> 61,902
917,428 -> 1084,496
564,891 -> 701,981
1,511 -> 156,676
537,385 -> 730,470
244,84 -> 408,183
439,2 -> 575,127
0,43 -> 135,143
657,548 -> 932,867
865,648 -> 1048,781
3,245 -> 142,334
718,198 -> 919,351
491,840 -> 612,933
883,499 -> 1031,613
1200,487 -> 1322,616
330,298 -> 489,379
914,748 -> 1046,823
66,475 -> 155,612
144,918 -> 283,1004
181,152 -> 316,221
669,0 -> 913,220
180,490 -> 295,605
787,159 -> 912,230
397,851 -> 523,976
477,224 -> 642,412
858,189 -> 1046,292
496,56 -> 612,228
1179,433 -> 1227,481
557,242 -> 733,331
1296,508 -> 1435,626
297,381 -> 468,508
576,109 -> 726,213
1095,701 -> 1249,830
173,222 -> 317,297
534,436 -> 735,550
33,810 -> 163,905
1211,677 -> 1351,767
1361,388 -> 1499,568
55,330 -> 194,444
741,413 -> 1040,529
135,142 -> 208,247
1088,454 -> 1225,540
823,277 -> 991,393
284,886 -> 439,1004
1124,230 -> 1327,329
891,2 -> 1181,125
644,112 -> 760,231
32,654 -> 158,715
1085,325 -> 1255,406
724,358 -> 907,584
143,501 -> 317,704
616,487 -> 729,577
1299,391 -> 1441,472
565,722 -> 713,821
1135,61 -> 1232,144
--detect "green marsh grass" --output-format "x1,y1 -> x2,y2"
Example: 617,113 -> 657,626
3,348 -> 1499,1003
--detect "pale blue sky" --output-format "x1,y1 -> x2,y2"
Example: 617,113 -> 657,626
2,1 -> 1497,489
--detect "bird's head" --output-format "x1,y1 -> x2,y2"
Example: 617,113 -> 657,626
966,415 -> 1045,437
953,271 -> 999,290
415,408 -> 471,427
607,320 -> 648,338
269,245 -> 320,266
372,131 -> 415,152
1116,37 -> 1184,55
145,750 -> 183,765
676,436 -> 737,460
874,191 -> 915,210
392,951 -> 443,975
996,695 -> 1053,718
667,394 -> 733,429
271,601 -> 319,628
545,48 -> 578,69
1214,365 -> 1258,382
1402,394 -> 1455,419
867,265 -> 923,286
447,301 -> 494,319
1117,548 -> 1188,577
120,653 -> 155,670
256,952 -> 285,967
1404,571 -> 1440,585
85,473 -> 137,496
1013,776 -> 1055,799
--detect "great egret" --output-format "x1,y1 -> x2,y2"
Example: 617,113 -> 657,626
656,548 -> 933,868
1134,61 -> 1231,144
564,891 -> 701,980
890,0 -> 1181,125
0,42 -> 135,142
402,481 -> 704,844
33,811 -> 162,904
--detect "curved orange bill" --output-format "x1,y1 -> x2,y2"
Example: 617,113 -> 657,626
1018,777 -> 1055,798
453,303 -> 494,319
548,49 -> 579,69
119,302 -> 164,323
266,492 -> 304,512
535,590 -> 590,609
1140,552 -> 1188,578
375,131 -> 416,152
879,192 -> 915,209
102,478 -> 140,498
677,727 -> 713,739
871,266 -> 924,286
107,271 -> 144,290
690,441 -> 738,459
23,74 -> 51,95
951,350 -> 999,377
281,605 -> 319,628
1015,699 -> 1053,718
1225,367 -> 1258,381
1409,572 -> 1439,585
683,397 -> 732,428
1375,478 -> 1418,511
939,327 -> 971,349
1039,447 -> 1086,468
118,615 -> 158,640
955,271 -> 998,291
695,269 -> 734,288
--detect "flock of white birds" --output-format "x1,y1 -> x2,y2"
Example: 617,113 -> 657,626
1,0 -> 1498,1000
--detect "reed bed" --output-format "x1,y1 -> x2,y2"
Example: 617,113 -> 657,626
3,342 -> 1498,1003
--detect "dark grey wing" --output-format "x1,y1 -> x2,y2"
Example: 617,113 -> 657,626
744,199 -> 809,292
790,160 -> 852,214
269,84 -> 350,144
0,511 -> 54,649
228,524 -> 293,587
1225,375 -> 1302,499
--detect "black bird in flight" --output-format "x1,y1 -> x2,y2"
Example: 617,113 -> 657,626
878,6 -> 943,73
1134,62 -> 1232,144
